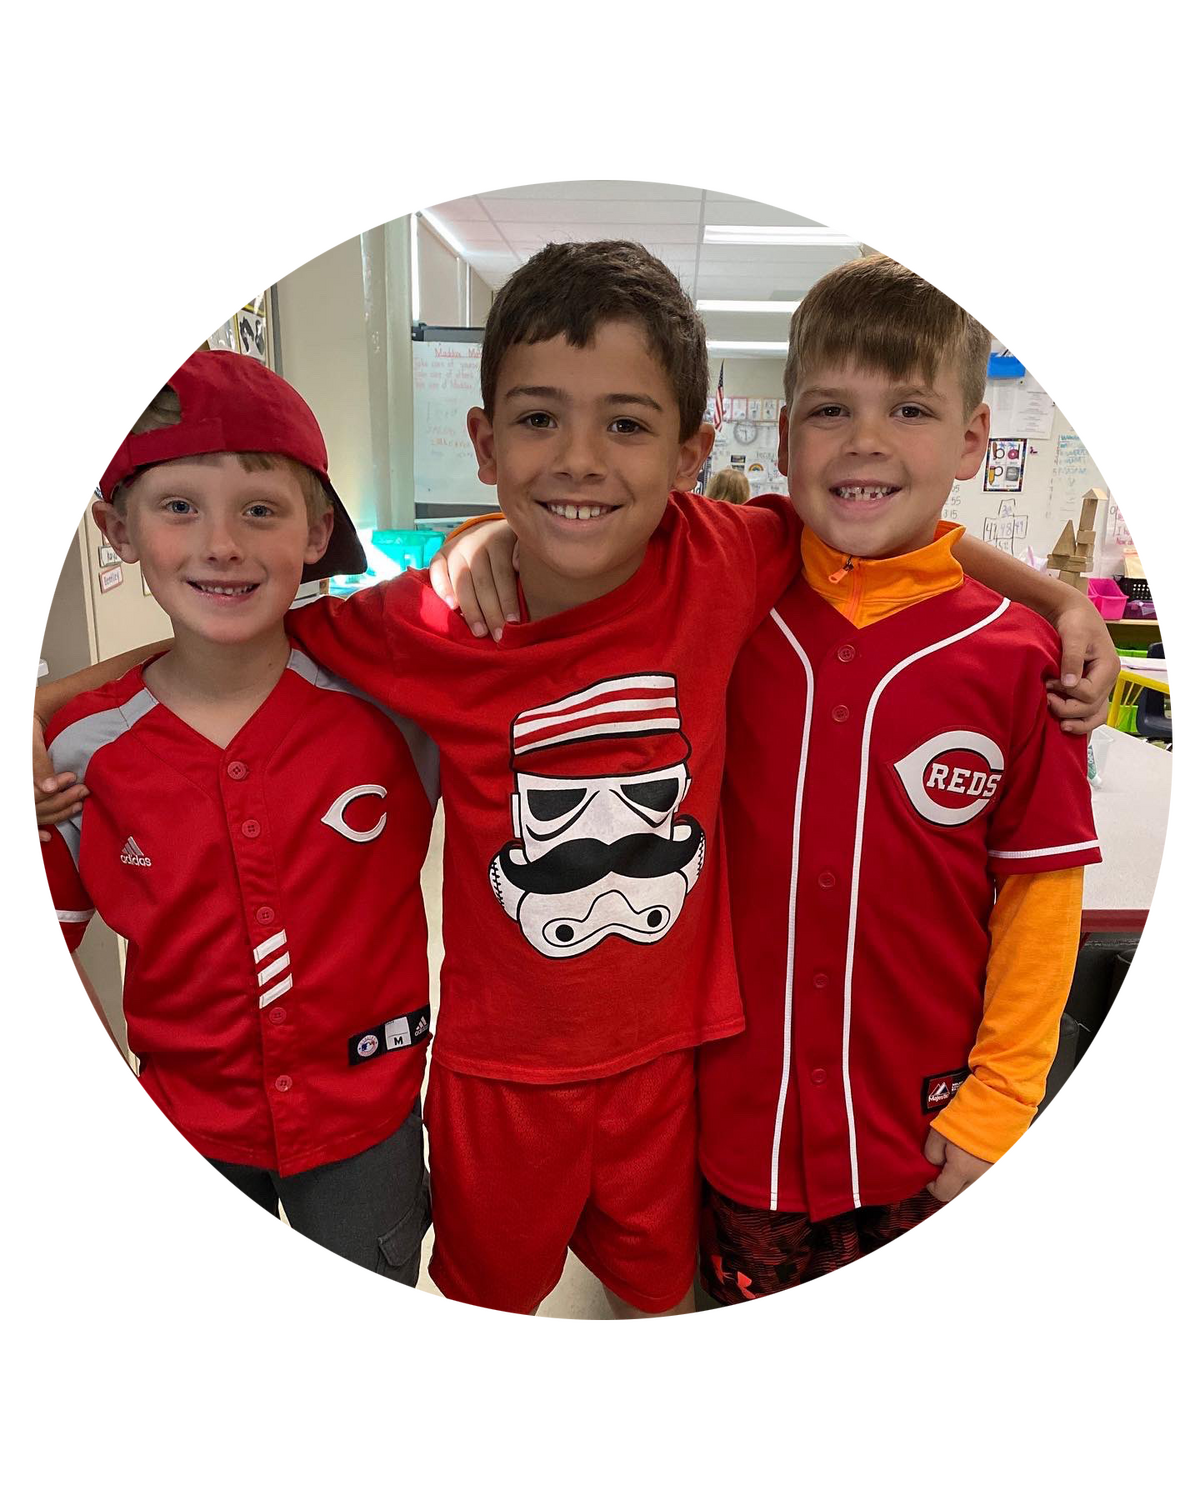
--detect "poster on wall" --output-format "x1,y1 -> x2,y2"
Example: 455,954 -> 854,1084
210,292 -> 270,365
984,437 -> 1027,492
1107,499 -> 1132,546
981,495 -> 1030,555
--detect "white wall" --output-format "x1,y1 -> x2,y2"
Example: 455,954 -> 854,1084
416,219 -> 462,326
274,234 -> 375,529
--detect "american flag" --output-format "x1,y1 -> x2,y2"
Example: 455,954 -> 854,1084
713,360 -> 725,431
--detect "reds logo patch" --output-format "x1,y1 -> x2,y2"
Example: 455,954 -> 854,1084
894,731 -> 1004,827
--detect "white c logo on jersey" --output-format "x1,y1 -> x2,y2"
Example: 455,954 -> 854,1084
321,784 -> 387,843
894,732 -> 1004,827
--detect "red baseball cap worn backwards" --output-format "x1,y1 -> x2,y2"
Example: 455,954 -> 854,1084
99,349 -> 367,582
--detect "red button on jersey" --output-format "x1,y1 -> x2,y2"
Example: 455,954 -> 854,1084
837,645 -> 856,663
255,906 -> 275,925
241,819 -> 261,838
813,971 -> 830,989
817,870 -> 836,890
810,1068 -> 827,1086
227,761 -> 248,780
268,1007 -> 287,1025
274,1074 -> 293,1092
832,704 -> 850,723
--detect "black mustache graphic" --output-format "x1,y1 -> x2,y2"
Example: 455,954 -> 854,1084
496,817 -> 703,896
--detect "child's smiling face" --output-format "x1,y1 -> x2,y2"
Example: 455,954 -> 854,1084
779,359 -> 990,559
467,319 -> 712,614
97,454 -> 332,650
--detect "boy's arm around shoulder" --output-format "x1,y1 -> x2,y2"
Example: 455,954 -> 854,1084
717,491 -> 804,629
34,641 -> 170,833
952,533 -> 1119,733
286,573 -> 471,733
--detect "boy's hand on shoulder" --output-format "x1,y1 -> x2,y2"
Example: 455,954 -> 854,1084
923,1126 -> 992,1202
1045,595 -> 1120,734
428,518 -> 520,642
33,712 -> 86,842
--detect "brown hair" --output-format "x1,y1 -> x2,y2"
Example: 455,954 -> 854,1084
783,254 -> 991,416
704,467 -> 750,505
480,240 -> 710,438
112,383 -> 330,520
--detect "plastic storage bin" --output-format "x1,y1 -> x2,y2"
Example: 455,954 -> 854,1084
1087,577 -> 1128,619
371,529 -> 443,571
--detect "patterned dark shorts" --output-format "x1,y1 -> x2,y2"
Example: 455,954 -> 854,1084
699,1177 -> 942,1304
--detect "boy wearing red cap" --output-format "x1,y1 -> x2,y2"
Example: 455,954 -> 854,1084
38,351 -> 438,1282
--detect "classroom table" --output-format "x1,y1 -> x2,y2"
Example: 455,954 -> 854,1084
1081,729 -> 1172,933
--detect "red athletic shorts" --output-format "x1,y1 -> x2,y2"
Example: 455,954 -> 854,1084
699,1177 -> 942,1304
425,1049 -> 699,1315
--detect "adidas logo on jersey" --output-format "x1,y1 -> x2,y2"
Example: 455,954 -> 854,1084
119,837 -> 152,867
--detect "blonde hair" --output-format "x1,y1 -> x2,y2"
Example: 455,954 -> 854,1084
704,467 -> 751,505
783,254 -> 991,416
113,383 -> 330,520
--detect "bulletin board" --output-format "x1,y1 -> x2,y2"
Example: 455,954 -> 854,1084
210,292 -> 271,365
940,388 -> 1119,571
706,402 -> 786,498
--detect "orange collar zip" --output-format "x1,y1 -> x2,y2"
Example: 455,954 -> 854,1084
801,520 -> 966,631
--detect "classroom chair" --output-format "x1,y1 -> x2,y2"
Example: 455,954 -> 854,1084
1134,642 -> 1171,744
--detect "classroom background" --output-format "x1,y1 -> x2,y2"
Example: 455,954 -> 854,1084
39,179 -> 1172,1317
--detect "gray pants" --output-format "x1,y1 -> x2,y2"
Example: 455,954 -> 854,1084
208,1105 -> 431,1285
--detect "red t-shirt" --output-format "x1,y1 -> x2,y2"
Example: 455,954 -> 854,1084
41,649 -> 438,1176
287,490 -> 801,1084
699,575 -> 1101,1218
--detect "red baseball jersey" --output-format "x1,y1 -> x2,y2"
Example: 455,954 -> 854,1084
699,574 -> 1101,1219
41,649 -> 438,1176
287,490 -> 801,1085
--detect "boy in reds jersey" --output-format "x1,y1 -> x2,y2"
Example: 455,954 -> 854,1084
37,352 -> 438,1283
697,256 -> 1102,1303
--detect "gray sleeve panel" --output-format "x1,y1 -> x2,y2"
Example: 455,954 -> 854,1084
285,649 -> 440,809
48,688 -> 159,871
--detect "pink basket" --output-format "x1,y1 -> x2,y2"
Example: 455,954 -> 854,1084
1087,577 -> 1128,620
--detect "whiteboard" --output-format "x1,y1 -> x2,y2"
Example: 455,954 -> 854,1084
940,391 -> 1120,572
411,333 -> 498,526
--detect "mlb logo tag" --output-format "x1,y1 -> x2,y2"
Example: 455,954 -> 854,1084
357,1035 -> 379,1059
922,1068 -> 969,1114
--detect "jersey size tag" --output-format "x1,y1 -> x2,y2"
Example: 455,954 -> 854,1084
922,1068 -> 969,1114
347,1005 -> 432,1067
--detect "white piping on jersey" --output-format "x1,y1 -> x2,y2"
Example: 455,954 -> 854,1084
766,608 -> 815,1211
988,839 -> 1100,859
56,908 -> 94,923
256,952 -> 291,985
841,598 -> 1011,1208
252,930 -> 288,963
259,975 -> 294,1008
252,928 -> 292,1007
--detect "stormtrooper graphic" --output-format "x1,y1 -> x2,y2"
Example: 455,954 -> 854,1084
489,673 -> 706,960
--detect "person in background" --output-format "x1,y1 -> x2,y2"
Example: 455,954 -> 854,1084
704,467 -> 751,505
